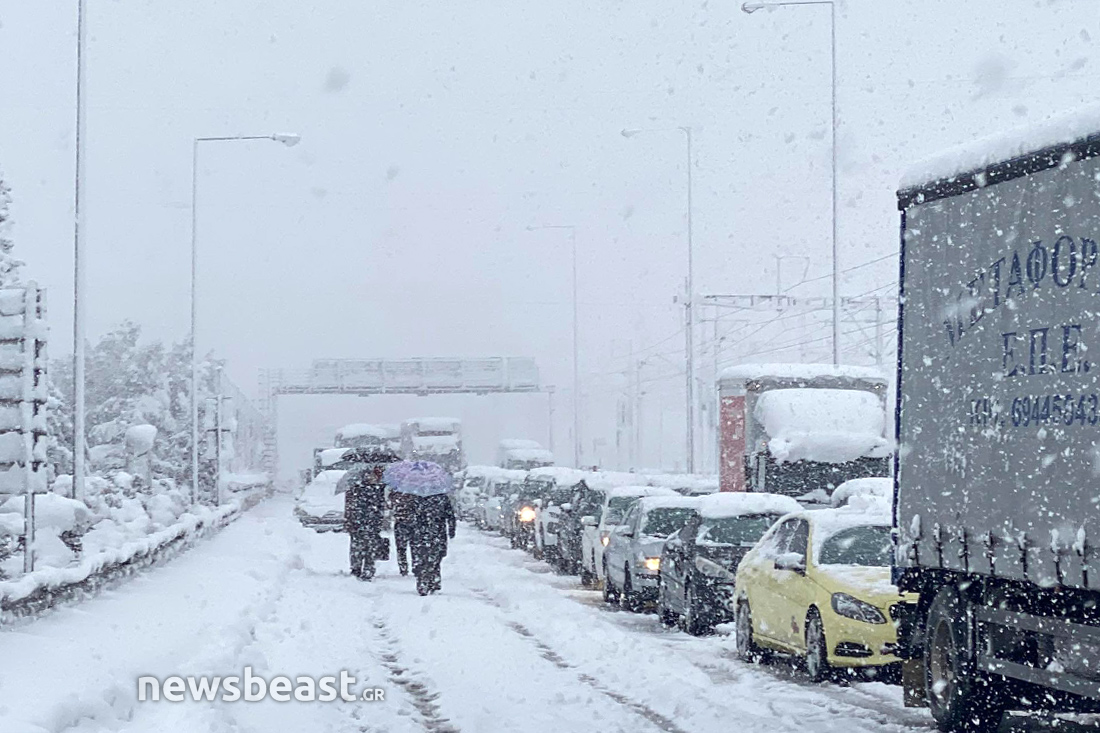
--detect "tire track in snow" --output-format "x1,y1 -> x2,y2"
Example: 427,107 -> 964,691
470,587 -> 690,733
368,611 -> 461,733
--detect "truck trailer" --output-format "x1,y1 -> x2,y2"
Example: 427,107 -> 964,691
895,109 -> 1100,731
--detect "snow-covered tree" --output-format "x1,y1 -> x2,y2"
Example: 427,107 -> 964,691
0,168 -> 23,286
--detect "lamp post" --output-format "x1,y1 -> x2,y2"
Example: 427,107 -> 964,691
621,126 -> 696,472
742,0 -> 839,365
71,0 -> 88,500
527,224 -> 580,469
190,133 -> 300,504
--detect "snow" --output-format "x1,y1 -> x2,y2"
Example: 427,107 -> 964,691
411,434 -> 459,451
583,472 -> 648,491
502,447 -> 554,462
0,492 -> 90,534
646,473 -> 719,495
498,438 -> 543,451
901,102 -> 1100,190
318,447 -> 348,467
527,465 -> 589,484
606,485 -> 678,500
754,388 -> 892,464
696,492 -> 802,520
297,470 -> 347,516
831,477 -> 893,508
0,497 -> 938,733
815,565 -> 899,597
635,495 -> 700,511
719,363 -> 887,386
335,423 -> 398,441
405,417 -> 461,432
124,424 -> 157,455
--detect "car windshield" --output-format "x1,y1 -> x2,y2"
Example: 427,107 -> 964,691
702,514 -> 781,545
641,508 -> 696,538
818,525 -> 893,566
605,496 -> 640,524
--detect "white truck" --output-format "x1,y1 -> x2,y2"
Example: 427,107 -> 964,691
400,417 -> 465,472
894,108 -> 1100,731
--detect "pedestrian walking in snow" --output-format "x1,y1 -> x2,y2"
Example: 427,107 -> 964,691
338,448 -> 399,580
390,489 -> 415,576
383,460 -> 456,595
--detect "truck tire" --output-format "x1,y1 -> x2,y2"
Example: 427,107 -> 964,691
924,586 -> 1005,733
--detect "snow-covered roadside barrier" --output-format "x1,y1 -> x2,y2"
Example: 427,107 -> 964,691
0,483 -> 269,623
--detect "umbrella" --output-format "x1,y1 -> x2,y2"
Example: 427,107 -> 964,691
383,460 -> 452,497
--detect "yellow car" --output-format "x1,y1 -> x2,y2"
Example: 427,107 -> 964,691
732,507 -> 917,681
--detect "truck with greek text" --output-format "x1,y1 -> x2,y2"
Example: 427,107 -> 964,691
894,109 -> 1100,731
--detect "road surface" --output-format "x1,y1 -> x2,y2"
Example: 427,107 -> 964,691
0,497 -> 1091,733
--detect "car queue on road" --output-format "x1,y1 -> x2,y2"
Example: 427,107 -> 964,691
457,466 -> 911,688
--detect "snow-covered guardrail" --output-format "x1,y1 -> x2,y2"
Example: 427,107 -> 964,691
0,485 -> 269,623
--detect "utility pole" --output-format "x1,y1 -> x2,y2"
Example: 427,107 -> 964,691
72,0 -> 88,501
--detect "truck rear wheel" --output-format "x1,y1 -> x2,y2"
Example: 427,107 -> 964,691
924,586 -> 1004,733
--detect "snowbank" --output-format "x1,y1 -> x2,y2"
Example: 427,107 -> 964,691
696,492 -> 801,520
901,102 -> 1100,190
754,388 -> 891,464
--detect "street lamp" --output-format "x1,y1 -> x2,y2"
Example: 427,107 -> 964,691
190,133 -> 299,504
72,0 -> 89,500
741,0 -> 839,366
527,224 -> 580,469
620,125 -> 696,472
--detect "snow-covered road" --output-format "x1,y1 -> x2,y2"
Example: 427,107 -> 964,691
0,497 -> 1089,733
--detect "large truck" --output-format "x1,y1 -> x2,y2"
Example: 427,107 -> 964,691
334,423 -> 400,453
894,111 -> 1100,730
400,417 -> 465,472
717,364 -> 891,497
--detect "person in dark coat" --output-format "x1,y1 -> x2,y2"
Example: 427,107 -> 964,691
408,492 -> 456,595
340,449 -> 398,580
390,490 -> 416,576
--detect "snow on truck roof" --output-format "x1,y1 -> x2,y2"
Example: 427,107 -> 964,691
504,448 -> 554,461
337,423 -> 398,439
755,388 -> 891,464
718,363 -> 886,386
405,417 -> 461,430
901,102 -> 1100,192
499,439 -> 543,450
696,492 -> 801,520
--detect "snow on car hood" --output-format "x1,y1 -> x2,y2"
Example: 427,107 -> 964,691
814,564 -> 900,601
297,471 -> 346,516
754,388 -> 892,464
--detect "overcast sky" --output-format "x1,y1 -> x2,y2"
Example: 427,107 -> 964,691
1,0 -> 1097,471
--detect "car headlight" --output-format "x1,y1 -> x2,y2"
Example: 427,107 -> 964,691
519,506 -> 537,523
642,557 -> 661,572
831,593 -> 887,625
600,535 -> 610,547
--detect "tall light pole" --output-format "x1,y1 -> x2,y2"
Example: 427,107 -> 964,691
527,224 -> 580,469
72,0 -> 89,500
742,0 -> 840,366
621,126 -> 696,472
191,133 -> 300,503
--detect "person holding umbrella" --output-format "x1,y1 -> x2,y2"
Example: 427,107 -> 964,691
338,448 -> 399,580
384,459 -> 456,595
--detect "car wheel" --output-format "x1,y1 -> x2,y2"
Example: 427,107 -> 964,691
621,566 -> 639,612
602,560 -> 620,605
657,576 -> 677,628
804,611 -> 830,682
924,587 -> 1006,733
735,600 -> 769,662
683,583 -> 710,636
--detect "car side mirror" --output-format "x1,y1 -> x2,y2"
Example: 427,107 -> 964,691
561,503 -> 572,512
581,515 -> 597,527
774,552 -> 806,575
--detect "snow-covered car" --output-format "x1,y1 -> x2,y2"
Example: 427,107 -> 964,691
602,496 -> 699,611
732,501 -> 917,681
581,484 -> 678,586
525,467 -> 587,568
294,469 -> 347,532
645,473 -> 719,497
657,492 -> 801,635
457,466 -> 494,521
472,469 -> 527,530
